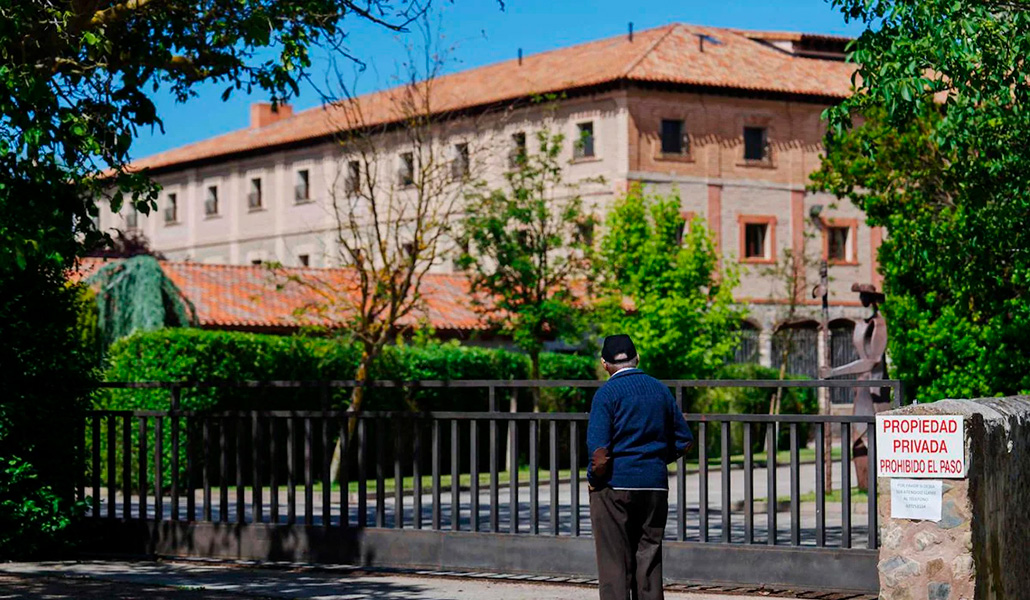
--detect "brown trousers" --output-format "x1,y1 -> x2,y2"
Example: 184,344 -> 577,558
589,487 -> 668,600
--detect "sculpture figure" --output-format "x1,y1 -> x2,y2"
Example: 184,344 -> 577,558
821,283 -> 889,490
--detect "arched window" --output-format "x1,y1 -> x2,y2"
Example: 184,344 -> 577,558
732,321 -> 760,364
830,319 -> 860,404
771,321 -> 819,378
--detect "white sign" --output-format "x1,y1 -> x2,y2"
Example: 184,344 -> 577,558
890,479 -> 943,521
876,415 -> 965,478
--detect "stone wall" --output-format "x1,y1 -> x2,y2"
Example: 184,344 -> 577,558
876,397 -> 1030,600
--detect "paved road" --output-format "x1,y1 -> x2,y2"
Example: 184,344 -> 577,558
95,460 -> 874,548
0,561 -> 763,600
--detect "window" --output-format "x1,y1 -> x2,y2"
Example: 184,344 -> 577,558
827,226 -> 850,262
574,122 -> 595,159
399,152 -> 414,186
125,208 -> 138,230
660,119 -> 688,155
676,211 -> 696,246
823,219 -> 858,263
452,143 -> 470,179
346,161 -> 360,195
248,178 -> 262,210
733,322 -> 761,364
294,169 -> 310,202
164,193 -> 178,224
744,222 -> 770,260
509,132 -> 527,168
743,126 -> 769,161
251,259 -> 263,266
298,254 -> 310,267
204,185 -> 219,216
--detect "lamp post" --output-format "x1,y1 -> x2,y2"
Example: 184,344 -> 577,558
809,204 -> 833,493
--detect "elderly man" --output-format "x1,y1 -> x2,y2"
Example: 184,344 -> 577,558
587,334 -> 694,600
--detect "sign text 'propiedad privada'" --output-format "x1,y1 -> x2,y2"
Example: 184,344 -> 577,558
875,415 -> 965,478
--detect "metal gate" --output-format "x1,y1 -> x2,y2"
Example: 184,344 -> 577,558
78,380 -> 902,594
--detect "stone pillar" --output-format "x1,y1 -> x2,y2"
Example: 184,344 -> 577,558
876,397 -> 1030,600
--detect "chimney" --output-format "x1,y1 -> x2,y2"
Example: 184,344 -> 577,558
628,22 -> 634,42
250,102 -> 293,129
518,48 -> 523,66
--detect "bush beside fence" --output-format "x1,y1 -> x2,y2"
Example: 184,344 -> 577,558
98,329 -> 598,413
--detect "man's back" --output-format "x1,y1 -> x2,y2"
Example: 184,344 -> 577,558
586,368 -> 692,490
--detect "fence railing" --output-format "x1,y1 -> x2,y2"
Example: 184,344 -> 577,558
81,379 -> 900,553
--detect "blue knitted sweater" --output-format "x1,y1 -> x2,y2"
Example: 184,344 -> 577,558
586,368 -> 694,489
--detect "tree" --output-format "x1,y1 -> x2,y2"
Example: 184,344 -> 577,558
0,0 -> 429,554
814,1 -> 1030,401
459,128 -> 597,410
596,185 -> 743,380
276,19 -> 472,477
86,255 -> 197,345
758,222 -> 821,416
757,216 -> 833,491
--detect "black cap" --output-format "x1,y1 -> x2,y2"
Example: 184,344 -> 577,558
601,334 -> 637,363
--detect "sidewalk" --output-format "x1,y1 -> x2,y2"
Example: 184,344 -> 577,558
0,560 -> 768,600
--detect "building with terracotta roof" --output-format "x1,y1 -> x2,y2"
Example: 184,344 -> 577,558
97,23 -> 881,383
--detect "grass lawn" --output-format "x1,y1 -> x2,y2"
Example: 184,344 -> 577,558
784,488 -> 870,504
245,446 -> 846,496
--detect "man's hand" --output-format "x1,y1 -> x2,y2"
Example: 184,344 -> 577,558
591,447 -> 611,480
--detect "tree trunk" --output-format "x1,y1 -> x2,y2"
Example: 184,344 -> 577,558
505,388 -> 519,471
530,350 -> 541,413
771,345 -> 789,451
330,345 -> 373,484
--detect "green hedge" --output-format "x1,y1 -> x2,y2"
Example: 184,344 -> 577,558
98,329 -> 598,413
693,363 -> 819,457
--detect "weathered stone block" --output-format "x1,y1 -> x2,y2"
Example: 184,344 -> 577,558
879,555 -> 921,587
928,581 -> 952,600
925,558 -> 946,579
938,500 -> 966,529
882,524 -> 904,550
915,531 -> 941,551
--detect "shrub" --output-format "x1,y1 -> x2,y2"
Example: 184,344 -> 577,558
0,264 -> 94,559
0,455 -> 81,559
99,329 -> 361,412
101,330 -> 598,411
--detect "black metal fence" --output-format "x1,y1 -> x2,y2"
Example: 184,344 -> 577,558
79,379 -> 902,592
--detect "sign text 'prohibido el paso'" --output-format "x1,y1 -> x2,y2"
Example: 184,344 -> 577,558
875,415 -> 965,478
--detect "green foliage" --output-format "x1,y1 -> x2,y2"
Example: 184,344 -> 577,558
459,129 -> 598,379
86,256 -> 197,345
597,185 -> 746,379
100,329 -> 598,413
74,285 -> 103,367
694,364 -> 819,456
100,329 -> 361,412
0,456 -> 82,560
1,0 -> 428,558
0,264 -> 93,558
816,2 -> 1030,401
3,1 -> 418,271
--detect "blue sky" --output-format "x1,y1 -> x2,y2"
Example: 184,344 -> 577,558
132,0 -> 867,159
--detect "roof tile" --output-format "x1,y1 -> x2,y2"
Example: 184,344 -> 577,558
129,23 -> 854,172
76,258 -> 488,333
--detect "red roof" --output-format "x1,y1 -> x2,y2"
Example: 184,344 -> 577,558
130,23 -> 855,172
76,258 -> 488,334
